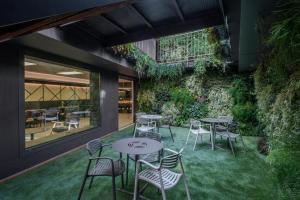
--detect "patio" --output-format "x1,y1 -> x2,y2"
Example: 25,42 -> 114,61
0,0 -> 299,199
0,126 -> 279,200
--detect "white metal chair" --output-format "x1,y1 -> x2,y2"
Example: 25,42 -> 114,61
133,148 -> 191,200
132,112 -> 146,135
186,119 -> 211,151
133,118 -> 156,136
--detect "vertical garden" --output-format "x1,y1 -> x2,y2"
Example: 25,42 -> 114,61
254,0 -> 300,198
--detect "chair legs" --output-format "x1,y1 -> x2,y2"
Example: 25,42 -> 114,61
158,172 -> 167,200
133,162 -> 140,200
193,134 -> 199,151
112,176 -> 116,200
88,176 -> 94,189
240,135 -> 246,149
228,138 -> 236,157
169,126 -> 175,142
77,175 -> 88,200
121,173 -> 124,189
182,174 -> 191,200
185,131 -> 191,144
126,154 -> 129,185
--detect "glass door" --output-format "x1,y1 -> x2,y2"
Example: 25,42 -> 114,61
118,78 -> 133,129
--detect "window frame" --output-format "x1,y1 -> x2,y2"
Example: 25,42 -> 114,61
22,53 -> 102,150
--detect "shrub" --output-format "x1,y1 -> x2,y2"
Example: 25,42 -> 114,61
207,86 -> 232,117
137,90 -> 155,113
161,102 -> 180,125
170,88 -> 194,108
185,102 -> 209,120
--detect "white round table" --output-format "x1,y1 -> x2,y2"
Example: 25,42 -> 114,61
139,114 -> 163,121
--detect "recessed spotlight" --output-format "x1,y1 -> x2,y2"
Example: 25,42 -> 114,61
57,71 -> 83,75
25,61 -> 36,66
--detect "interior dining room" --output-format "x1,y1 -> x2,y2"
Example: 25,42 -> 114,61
24,56 -> 101,148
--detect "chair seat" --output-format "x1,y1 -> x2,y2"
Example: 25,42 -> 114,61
216,131 -> 240,139
190,128 -> 210,135
89,160 -> 125,176
216,125 -> 227,131
52,126 -> 68,132
138,168 -> 182,190
136,126 -> 155,132
129,153 -> 160,163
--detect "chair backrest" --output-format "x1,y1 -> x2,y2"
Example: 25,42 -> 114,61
137,131 -> 161,142
190,119 -> 201,130
160,148 -> 183,169
136,117 -> 149,125
136,112 -> 146,119
86,139 -> 103,157
66,113 -> 80,123
162,115 -> 172,124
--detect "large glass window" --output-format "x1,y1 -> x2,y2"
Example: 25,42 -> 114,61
24,56 -> 100,148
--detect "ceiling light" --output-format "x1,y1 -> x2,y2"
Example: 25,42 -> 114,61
25,61 -> 36,66
57,71 -> 83,75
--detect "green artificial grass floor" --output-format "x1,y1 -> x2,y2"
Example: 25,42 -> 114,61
0,126 -> 280,200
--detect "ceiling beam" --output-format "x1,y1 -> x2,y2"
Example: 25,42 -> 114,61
128,5 -> 153,28
104,10 -> 222,46
72,22 -> 105,43
172,0 -> 185,21
0,0 -> 131,27
0,0 -> 134,43
100,15 -> 127,34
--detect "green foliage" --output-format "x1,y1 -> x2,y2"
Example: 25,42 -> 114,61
184,75 -> 204,97
147,62 -> 184,80
194,59 -> 207,76
185,102 -> 209,120
207,86 -> 232,117
254,0 -> 300,197
229,78 -> 258,136
137,90 -> 155,113
161,102 -> 180,125
170,88 -> 194,108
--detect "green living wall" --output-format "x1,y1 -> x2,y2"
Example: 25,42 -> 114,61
254,0 -> 300,198
131,28 -> 258,136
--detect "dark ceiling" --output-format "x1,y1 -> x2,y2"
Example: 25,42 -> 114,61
62,0 -> 225,46
1,0 -> 241,66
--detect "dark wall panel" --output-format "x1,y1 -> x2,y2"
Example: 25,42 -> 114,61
0,45 -> 21,162
0,44 -> 119,179
100,70 -> 119,133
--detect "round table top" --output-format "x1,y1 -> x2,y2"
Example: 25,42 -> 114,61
140,114 -> 163,120
112,137 -> 163,155
200,117 -> 230,124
